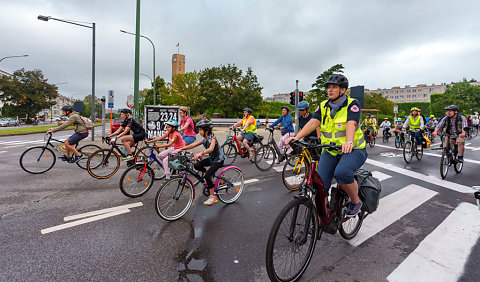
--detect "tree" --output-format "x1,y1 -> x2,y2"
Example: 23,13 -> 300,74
308,64 -> 345,105
430,82 -> 480,116
0,68 -> 58,118
364,92 -> 394,116
171,72 -> 204,115
199,64 -> 262,117
81,94 -> 103,118
139,76 -> 171,114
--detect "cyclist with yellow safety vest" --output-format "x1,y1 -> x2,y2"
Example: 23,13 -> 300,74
287,74 -> 367,217
403,107 -> 425,150
364,113 -> 377,143
231,108 -> 259,161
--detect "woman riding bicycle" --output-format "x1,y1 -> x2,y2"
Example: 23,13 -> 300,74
145,119 -> 185,181
175,119 -> 225,206
178,107 -> 197,145
269,106 -> 294,163
403,107 -> 425,150
287,74 -> 367,217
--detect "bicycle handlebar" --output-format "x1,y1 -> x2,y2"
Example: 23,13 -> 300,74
290,139 -> 342,151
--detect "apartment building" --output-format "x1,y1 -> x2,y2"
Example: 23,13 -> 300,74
264,91 -> 310,103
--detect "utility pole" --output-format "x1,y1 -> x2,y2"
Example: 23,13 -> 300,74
133,0 -> 141,119
295,80 -> 299,133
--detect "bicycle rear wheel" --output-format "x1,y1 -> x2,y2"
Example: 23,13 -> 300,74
20,146 -> 56,174
87,149 -> 121,179
282,155 -> 309,191
250,141 -> 262,163
216,166 -> 244,203
440,151 -> 449,179
403,141 -> 413,164
383,133 -> 388,143
119,164 -> 155,197
266,197 -> 318,282
255,144 -> 276,172
76,144 -> 102,170
222,142 -> 237,166
155,176 -> 194,221
339,196 -> 366,240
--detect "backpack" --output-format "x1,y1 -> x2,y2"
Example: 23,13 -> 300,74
80,116 -> 94,130
354,169 -> 382,214
192,119 -> 199,134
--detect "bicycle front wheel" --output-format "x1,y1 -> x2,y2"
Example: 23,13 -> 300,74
255,144 -> 276,172
454,158 -> 463,173
135,147 -> 165,180
20,146 -> 56,174
416,143 -> 423,160
155,177 -> 194,221
216,166 -> 244,204
403,141 -> 413,164
394,136 -> 400,148
222,142 -> 237,166
76,144 -> 102,170
266,197 -> 318,282
119,164 -> 155,197
87,149 -> 120,179
282,155 -> 309,191
440,150 -> 449,179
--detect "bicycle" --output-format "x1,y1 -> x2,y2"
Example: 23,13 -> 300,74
118,143 -> 167,198
434,134 -> 462,179
403,130 -> 423,164
473,186 -> 480,209
282,139 -> 321,191
394,130 -> 405,148
364,129 -> 376,148
265,140 -> 367,282
86,137 -> 142,179
254,126 -> 293,172
221,127 -> 263,166
155,153 -> 244,221
382,128 -> 392,143
466,127 -> 477,139
19,132 -> 101,174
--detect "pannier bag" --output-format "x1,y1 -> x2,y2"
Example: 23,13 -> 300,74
422,136 -> 431,148
354,169 -> 382,213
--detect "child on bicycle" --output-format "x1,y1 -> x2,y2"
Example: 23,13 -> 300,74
175,119 -> 225,206
145,119 -> 185,181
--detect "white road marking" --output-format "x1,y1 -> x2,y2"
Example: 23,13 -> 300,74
366,159 -> 474,193
387,202 -> 480,282
0,151 -> 7,154
273,166 -> 284,172
0,139 -> 44,145
63,202 -> 143,221
371,171 -> 392,182
350,184 -> 437,247
3,145 -> 28,149
375,144 -> 480,164
41,209 -> 131,234
233,178 -> 259,186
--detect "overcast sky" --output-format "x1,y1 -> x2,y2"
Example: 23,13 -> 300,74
1,0 -> 479,108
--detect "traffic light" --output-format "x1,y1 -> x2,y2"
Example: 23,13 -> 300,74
289,92 -> 295,105
299,91 -> 304,102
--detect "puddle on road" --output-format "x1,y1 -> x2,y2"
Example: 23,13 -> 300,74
177,248 -> 213,282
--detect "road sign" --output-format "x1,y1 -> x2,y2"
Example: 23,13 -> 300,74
108,90 -> 114,109
127,95 -> 134,108
144,105 -> 182,139
394,105 -> 398,113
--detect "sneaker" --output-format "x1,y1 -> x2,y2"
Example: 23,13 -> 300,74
70,154 -> 84,163
346,200 -> 363,217
458,156 -> 464,162
123,155 -> 134,161
203,195 -> 218,206
60,155 -> 71,162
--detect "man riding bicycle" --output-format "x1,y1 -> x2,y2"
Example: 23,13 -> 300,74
287,74 -> 367,217
107,108 -> 146,161
46,105 -> 89,163
380,118 -> 391,138
231,108 -> 259,161
432,105 -> 467,162
403,107 -> 425,150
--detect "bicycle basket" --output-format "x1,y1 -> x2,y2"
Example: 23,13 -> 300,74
168,159 -> 184,170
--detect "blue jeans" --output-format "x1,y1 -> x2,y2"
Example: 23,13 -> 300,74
182,135 -> 196,145
317,148 -> 368,191
410,130 -> 423,145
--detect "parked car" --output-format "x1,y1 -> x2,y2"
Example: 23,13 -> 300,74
0,118 -> 11,127
111,118 -> 124,132
8,118 -> 19,126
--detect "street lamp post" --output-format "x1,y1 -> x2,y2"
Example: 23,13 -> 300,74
120,30 -> 157,105
0,55 -> 29,63
37,15 -> 96,141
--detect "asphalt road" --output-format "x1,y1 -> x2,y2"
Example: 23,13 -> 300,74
1,129 -> 480,281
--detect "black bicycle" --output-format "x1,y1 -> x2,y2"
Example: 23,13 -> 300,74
403,130 -> 423,164
19,133 -> 101,174
364,129 -> 376,148
254,127 -> 294,172
436,134 -> 462,179
382,128 -> 392,143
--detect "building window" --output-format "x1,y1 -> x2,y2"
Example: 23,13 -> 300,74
179,67 -> 181,71
413,94 -> 416,98
179,61 -> 181,65
424,94 -> 427,97
407,90 -> 411,93
173,57 -> 177,62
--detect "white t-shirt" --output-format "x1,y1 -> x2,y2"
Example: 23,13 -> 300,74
380,121 -> 391,129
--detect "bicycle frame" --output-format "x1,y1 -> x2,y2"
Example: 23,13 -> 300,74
44,134 -> 80,157
264,127 -> 289,161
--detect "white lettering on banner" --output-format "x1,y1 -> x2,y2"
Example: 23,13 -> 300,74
145,106 -> 185,139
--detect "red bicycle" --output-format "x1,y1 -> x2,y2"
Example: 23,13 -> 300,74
266,140 -> 367,282
221,127 -> 264,166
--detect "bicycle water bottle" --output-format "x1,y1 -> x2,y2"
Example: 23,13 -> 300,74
121,147 -> 128,156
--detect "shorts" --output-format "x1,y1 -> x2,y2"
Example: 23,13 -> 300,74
68,132 -> 89,145
182,135 -> 196,145
132,131 -> 146,143
443,136 -> 465,148
241,132 -> 257,141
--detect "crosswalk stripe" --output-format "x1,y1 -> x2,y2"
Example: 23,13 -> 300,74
349,184 -> 437,247
387,202 -> 480,282
366,159 -> 474,194
371,171 -> 391,182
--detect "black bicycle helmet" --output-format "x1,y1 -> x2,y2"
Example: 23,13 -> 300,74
444,105 -> 459,111
196,119 -> 213,128
121,108 -> 132,114
282,106 -> 290,112
325,74 -> 349,89
243,108 -> 252,114
61,105 -> 73,112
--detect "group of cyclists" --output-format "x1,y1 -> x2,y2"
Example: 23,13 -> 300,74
47,73 -> 474,216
